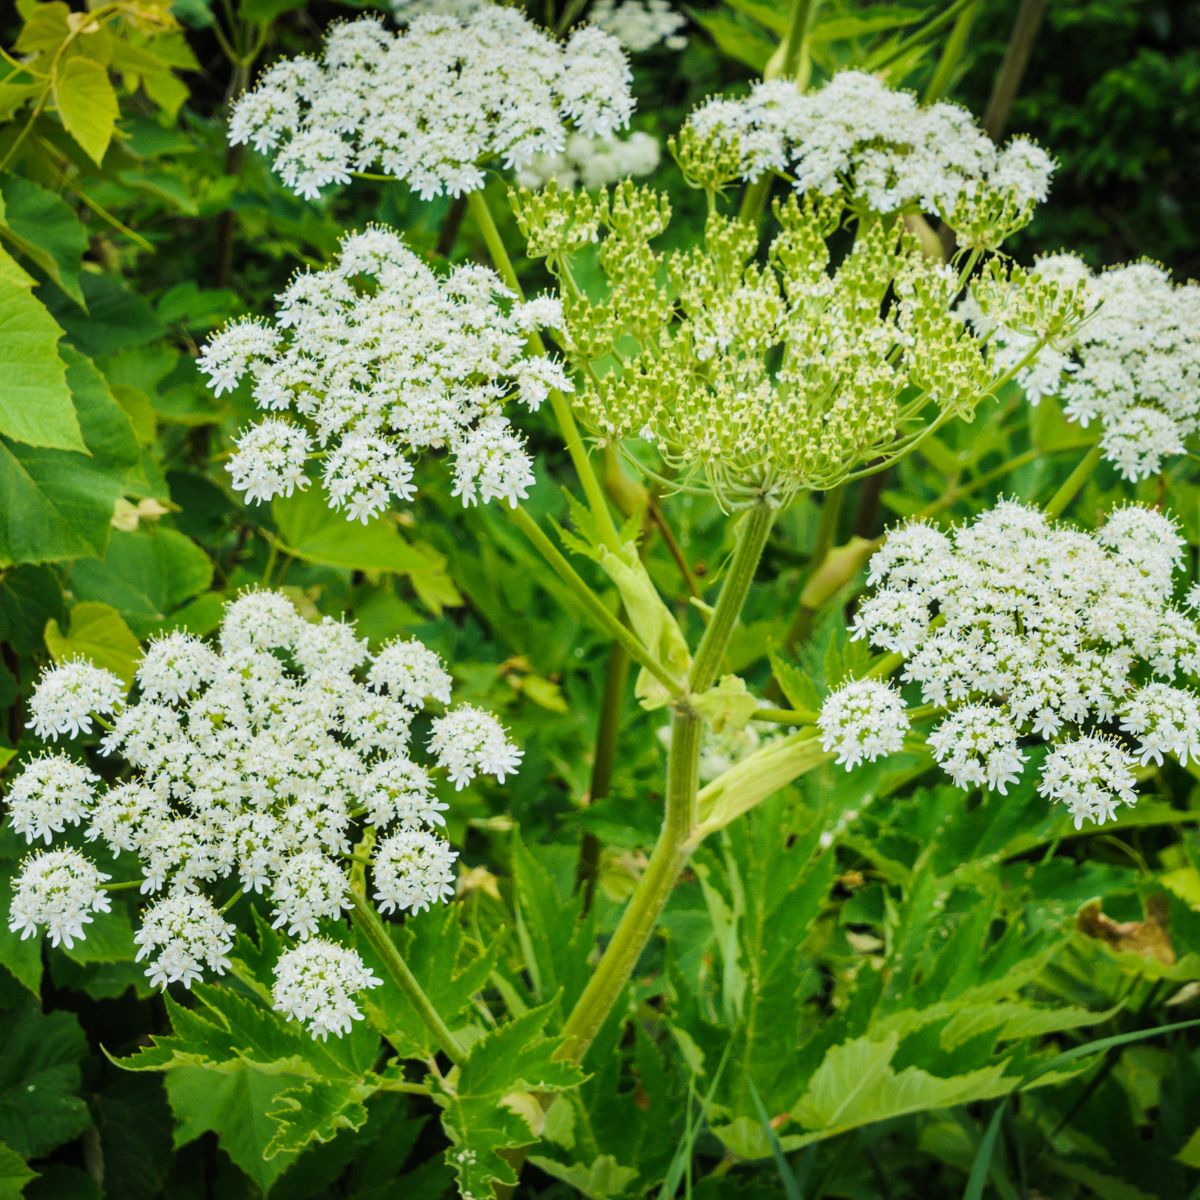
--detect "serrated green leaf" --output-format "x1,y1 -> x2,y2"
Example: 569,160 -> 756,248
54,58 -> 117,166
0,176 -> 86,307
0,247 -> 81,452
70,527 -> 212,636
0,1003 -> 90,1158
265,1078 -> 373,1158
0,1141 -> 36,1200
435,1004 -> 584,1200
272,489 -> 432,575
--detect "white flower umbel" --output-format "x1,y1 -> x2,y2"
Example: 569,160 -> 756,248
372,828 -> 458,914
229,9 -> 634,200
686,72 -> 1053,239
428,705 -> 524,789
7,755 -> 99,844
515,129 -> 660,192
8,849 -> 111,948
1038,736 -> 1138,829
837,500 -> 1200,825
199,227 -> 570,519
29,659 -> 124,741
968,256 -> 1200,479
273,938 -> 382,1039
818,679 -> 909,768
134,891 -> 236,989
6,591 -> 521,1020
590,0 -> 687,52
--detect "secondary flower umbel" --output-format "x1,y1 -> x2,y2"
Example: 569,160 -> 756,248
199,226 -> 571,519
229,8 -> 634,200
820,501 -> 1200,828
965,255 -> 1200,479
4,591 -> 522,1039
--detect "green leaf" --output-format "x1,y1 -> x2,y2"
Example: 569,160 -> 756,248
0,346 -> 140,566
44,601 -> 141,684
1177,1127 -> 1200,1168
0,827 -> 43,997
0,1142 -> 36,1200
434,1004 -> 584,1200
0,176 -> 87,307
789,1032 -> 1014,1144
0,247 -> 81,451
265,1078 -> 372,1159
70,527 -> 213,636
44,273 -> 165,358
0,566 -> 65,654
272,489 -> 433,575
526,1153 -> 639,1199
0,1003 -> 90,1158
360,905 -> 499,1059
53,58 -> 117,166
690,10 -> 773,71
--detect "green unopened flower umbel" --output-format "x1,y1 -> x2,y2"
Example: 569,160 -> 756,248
513,182 -> 1082,508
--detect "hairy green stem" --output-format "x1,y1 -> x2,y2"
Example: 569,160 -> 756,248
557,503 -> 778,1065
1044,444 -> 1102,518
466,188 -> 621,550
351,890 -> 464,1062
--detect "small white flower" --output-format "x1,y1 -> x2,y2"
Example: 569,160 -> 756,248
1038,735 -> 1138,829
9,849 -> 111,948
29,659 -> 124,741
928,704 -> 1026,794
7,755 -> 98,844
228,418 -> 313,505
219,589 -> 304,654
372,828 -> 457,914
1119,683 -> 1200,766
369,638 -> 453,707
428,705 -> 523,788
134,891 -> 235,989
271,851 -> 351,938
137,632 -> 220,704
818,679 -> 909,769
358,757 -> 444,829
589,0 -> 687,53
273,938 -> 381,1039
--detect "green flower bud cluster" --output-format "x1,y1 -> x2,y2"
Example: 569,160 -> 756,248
511,182 -> 1084,509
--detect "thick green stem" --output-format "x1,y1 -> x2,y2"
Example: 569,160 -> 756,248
351,890 -> 464,1062
557,503 -> 777,1065
983,0 -> 1048,139
690,503 -> 778,694
508,506 -> 683,698
558,710 -> 702,1064
1044,444 -> 1102,519
466,188 -> 621,550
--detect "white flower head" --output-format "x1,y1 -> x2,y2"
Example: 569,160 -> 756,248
9,849 -> 111,948
201,228 -> 568,519
9,589 -> 519,1029
230,9 -> 634,200
273,938 -> 381,1039
1038,735 -> 1138,829
373,828 -> 458,914
29,659 -> 124,742
134,891 -> 235,989
818,678 -> 909,768
7,754 -> 99,844
428,705 -> 523,788
838,500 -> 1200,825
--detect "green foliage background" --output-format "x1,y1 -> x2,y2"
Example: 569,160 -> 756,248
0,1 -> 1198,1198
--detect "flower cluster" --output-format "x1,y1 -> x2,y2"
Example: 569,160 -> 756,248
590,0 -> 687,52
273,938 -> 383,1039
515,130 -> 660,192
513,182 -> 1080,508
229,9 -> 633,200
818,679 -> 909,768
198,227 -> 570,519
821,501 -> 1200,828
5,591 -> 521,1038
965,255 -> 1200,479
684,72 -> 1053,245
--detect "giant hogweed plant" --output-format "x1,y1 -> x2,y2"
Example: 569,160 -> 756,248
3,1 -> 1200,1197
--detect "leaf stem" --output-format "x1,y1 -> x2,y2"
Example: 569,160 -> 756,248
1044,443 -> 1102,518
465,188 -> 621,550
350,889 -> 464,1063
